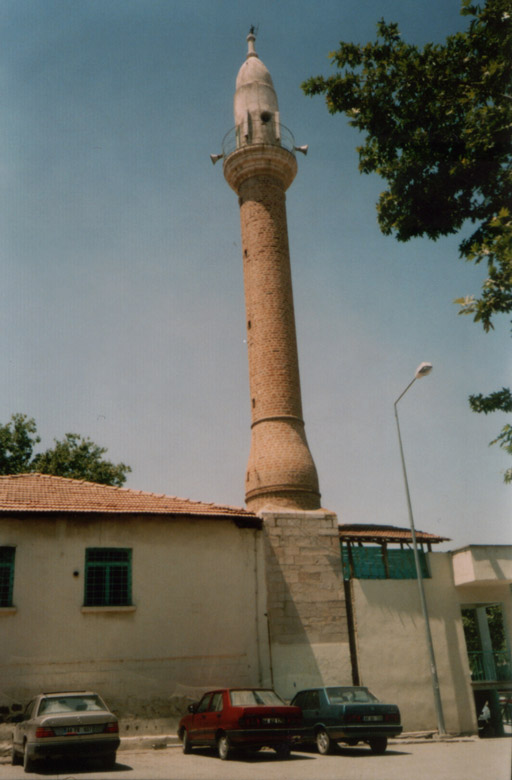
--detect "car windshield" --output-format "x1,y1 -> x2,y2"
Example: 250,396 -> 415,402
38,695 -> 106,715
325,687 -> 378,704
230,690 -> 284,707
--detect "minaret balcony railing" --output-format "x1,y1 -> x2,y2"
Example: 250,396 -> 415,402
222,124 -> 296,159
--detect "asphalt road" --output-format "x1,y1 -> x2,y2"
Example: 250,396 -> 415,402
0,738 -> 510,780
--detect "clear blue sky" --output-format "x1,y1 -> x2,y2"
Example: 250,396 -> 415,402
2,0 -> 510,549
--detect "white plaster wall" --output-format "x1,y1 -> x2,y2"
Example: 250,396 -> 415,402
271,642 -> 352,702
0,515 -> 268,719
452,546 -> 512,586
351,552 -> 477,734
451,549 -> 476,585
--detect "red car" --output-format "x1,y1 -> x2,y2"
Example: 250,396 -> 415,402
178,688 -> 303,760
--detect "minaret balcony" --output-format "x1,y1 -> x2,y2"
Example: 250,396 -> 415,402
222,126 -> 298,193
222,124 -> 296,159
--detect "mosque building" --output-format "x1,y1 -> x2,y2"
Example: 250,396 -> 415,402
0,32 -> 507,738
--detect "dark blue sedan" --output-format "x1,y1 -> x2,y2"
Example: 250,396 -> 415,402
290,686 -> 402,755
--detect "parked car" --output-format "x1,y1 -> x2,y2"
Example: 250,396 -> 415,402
290,685 -> 402,755
10,690 -> 120,772
178,687 -> 303,760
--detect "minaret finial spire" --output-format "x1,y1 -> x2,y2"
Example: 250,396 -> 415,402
247,27 -> 257,58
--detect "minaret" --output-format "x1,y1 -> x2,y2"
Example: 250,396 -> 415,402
214,32 -> 351,698
221,31 -> 320,513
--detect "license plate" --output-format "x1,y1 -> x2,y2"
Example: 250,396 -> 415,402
55,726 -> 94,736
262,717 -> 285,725
363,715 -> 383,722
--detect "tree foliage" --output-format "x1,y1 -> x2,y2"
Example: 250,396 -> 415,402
0,414 -> 131,487
302,0 -> 512,480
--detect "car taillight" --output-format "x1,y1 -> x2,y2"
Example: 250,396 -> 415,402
104,722 -> 119,734
35,727 -> 55,738
345,713 -> 362,722
385,713 -> 400,723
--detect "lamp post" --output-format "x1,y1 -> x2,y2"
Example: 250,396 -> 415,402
394,362 -> 446,735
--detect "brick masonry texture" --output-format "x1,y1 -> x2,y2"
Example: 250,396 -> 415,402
224,145 -> 320,512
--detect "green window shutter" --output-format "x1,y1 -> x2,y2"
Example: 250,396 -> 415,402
341,543 -> 430,580
387,549 -> 430,579
84,548 -> 132,606
0,547 -> 15,607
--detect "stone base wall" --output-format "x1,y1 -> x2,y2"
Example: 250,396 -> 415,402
261,509 -> 352,699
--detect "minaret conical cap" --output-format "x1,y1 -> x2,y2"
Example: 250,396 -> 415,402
234,32 -> 279,132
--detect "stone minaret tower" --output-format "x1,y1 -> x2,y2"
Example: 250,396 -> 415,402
214,32 -> 351,697
222,31 -> 320,514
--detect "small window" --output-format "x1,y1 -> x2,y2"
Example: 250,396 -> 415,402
84,548 -> 132,607
0,546 -> 15,607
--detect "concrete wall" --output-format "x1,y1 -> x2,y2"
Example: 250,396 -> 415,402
351,552 -> 477,734
0,514 -> 268,721
452,545 -> 512,586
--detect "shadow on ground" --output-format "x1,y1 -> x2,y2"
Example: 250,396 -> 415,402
23,757 -> 133,775
189,747 -> 314,763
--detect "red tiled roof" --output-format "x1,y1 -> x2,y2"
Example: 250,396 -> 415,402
338,523 -> 449,544
0,473 -> 259,525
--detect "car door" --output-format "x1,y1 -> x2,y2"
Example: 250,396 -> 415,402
201,691 -> 224,744
189,693 -> 213,743
301,690 -> 322,727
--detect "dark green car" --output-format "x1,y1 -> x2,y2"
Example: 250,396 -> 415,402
290,686 -> 402,755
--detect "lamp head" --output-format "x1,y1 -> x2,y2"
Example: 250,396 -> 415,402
415,362 -> 433,379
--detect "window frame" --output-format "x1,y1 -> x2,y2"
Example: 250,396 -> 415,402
84,547 -> 132,607
0,546 -> 16,608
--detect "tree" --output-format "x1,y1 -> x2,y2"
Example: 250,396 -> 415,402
0,414 -> 40,476
302,0 -> 512,481
0,414 -> 131,487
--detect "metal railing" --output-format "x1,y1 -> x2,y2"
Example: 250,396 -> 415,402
222,124 -> 296,158
467,650 -> 512,681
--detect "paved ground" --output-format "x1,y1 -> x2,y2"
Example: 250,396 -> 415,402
0,736 -> 510,780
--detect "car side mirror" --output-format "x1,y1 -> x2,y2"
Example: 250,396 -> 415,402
188,703 -> 198,713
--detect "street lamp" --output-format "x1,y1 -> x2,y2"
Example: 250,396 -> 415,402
394,362 -> 446,735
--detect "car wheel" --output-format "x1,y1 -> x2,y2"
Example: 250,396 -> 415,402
275,742 -> 291,759
22,744 -> 35,773
316,728 -> 332,755
217,733 -> 232,760
11,744 -> 22,766
182,729 -> 192,754
369,737 -> 388,754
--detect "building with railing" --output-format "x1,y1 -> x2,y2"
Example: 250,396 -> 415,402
339,526 -> 512,736
467,650 -> 511,682
453,545 -> 512,735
